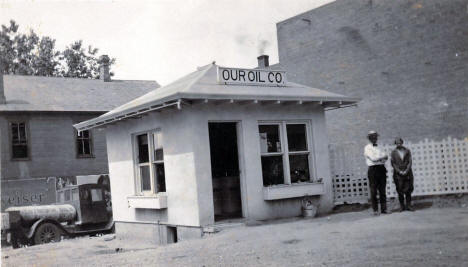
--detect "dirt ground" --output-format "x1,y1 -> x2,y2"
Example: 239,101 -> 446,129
2,206 -> 468,267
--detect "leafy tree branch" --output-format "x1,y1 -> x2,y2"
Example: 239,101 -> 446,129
0,20 -> 115,79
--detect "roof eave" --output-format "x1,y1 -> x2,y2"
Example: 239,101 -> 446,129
73,94 -> 360,132
73,97 -> 185,132
0,109 -> 109,113
177,93 -> 360,103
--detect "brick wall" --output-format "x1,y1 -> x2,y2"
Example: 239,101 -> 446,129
0,112 -> 108,179
277,0 -> 468,147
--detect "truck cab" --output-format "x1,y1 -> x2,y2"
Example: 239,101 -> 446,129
56,184 -> 109,225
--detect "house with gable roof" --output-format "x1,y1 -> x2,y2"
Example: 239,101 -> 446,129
0,62 -> 159,211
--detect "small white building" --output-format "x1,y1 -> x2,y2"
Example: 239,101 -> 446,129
75,61 -> 358,244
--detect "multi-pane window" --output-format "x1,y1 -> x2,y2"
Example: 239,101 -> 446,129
286,124 -> 310,183
259,124 -> 284,186
135,130 -> 166,195
152,131 -> 166,193
259,122 -> 312,186
77,130 -> 93,157
11,122 -> 28,159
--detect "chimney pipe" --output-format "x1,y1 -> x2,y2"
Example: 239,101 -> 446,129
99,55 -> 111,82
0,62 -> 5,104
257,55 -> 269,68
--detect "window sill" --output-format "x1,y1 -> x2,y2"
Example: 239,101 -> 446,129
10,158 -> 30,161
127,194 -> 167,209
77,155 -> 95,159
263,182 -> 324,200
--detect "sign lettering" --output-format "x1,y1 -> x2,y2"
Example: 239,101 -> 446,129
1,177 -> 56,211
217,67 -> 286,86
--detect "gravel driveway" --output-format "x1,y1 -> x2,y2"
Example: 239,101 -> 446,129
2,207 -> 468,266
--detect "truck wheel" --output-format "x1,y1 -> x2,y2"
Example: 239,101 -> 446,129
34,223 -> 62,245
10,232 -> 19,249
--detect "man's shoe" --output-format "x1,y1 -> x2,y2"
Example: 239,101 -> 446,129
398,207 -> 404,212
406,206 -> 415,212
373,211 -> 379,216
381,210 -> 391,214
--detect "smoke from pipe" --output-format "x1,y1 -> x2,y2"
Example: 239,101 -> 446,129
257,39 -> 270,55
234,34 -> 270,55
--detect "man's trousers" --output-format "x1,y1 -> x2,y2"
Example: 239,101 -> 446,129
368,165 -> 387,212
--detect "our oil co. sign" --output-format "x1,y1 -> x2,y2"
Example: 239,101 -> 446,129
217,67 -> 286,86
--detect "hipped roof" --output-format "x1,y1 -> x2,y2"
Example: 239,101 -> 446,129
0,75 -> 159,112
74,63 -> 359,131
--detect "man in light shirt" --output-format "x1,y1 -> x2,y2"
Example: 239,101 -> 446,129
364,131 -> 389,215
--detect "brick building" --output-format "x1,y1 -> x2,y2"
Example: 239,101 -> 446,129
0,65 -> 158,210
276,0 -> 468,146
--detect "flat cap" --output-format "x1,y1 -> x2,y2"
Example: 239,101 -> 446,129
367,130 -> 379,136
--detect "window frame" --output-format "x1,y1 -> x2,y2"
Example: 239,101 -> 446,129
258,120 -> 314,186
133,129 -> 166,196
9,121 -> 30,161
76,129 -> 94,158
286,122 -> 311,183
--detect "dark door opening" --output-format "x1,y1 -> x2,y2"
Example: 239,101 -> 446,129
208,122 -> 242,221
166,226 -> 177,244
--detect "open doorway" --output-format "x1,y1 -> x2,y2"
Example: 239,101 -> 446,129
208,122 -> 242,221
166,226 -> 177,244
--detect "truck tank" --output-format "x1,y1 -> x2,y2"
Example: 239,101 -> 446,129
6,204 -> 76,223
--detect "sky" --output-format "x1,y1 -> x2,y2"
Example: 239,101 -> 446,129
0,0 -> 333,85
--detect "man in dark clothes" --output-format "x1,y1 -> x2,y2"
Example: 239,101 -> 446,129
364,131 -> 389,215
391,137 -> 415,212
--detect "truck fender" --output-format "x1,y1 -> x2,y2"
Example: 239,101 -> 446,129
26,219 -> 46,239
26,219 -> 67,239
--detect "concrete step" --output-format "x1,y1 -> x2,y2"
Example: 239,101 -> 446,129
203,219 -> 246,234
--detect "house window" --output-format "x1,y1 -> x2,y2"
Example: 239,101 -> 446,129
135,130 -> 166,195
11,122 -> 28,159
77,130 -> 93,157
259,122 -> 312,186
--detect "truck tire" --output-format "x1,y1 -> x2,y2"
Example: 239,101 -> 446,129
10,232 -> 19,249
33,223 -> 62,245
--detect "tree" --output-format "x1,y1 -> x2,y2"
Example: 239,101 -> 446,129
0,20 -> 20,74
32,36 -> 60,76
13,29 -> 39,75
0,20 -> 115,78
58,40 -> 115,79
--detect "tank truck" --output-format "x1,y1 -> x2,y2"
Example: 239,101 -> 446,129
2,184 -> 113,248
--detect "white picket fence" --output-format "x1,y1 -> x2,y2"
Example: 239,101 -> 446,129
330,137 -> 468,204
